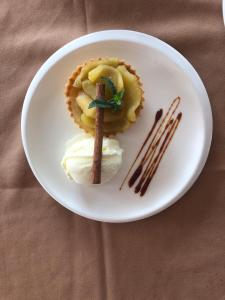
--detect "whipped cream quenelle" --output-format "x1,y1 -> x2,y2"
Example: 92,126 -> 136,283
61,134 -> 123,184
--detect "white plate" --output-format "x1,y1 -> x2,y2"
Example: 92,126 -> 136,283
21,30 -> 212,223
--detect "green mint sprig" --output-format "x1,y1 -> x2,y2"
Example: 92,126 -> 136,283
88,77 -> 124,111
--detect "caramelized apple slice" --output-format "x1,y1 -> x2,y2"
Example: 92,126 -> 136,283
82,80 -> 96,99
117,65 -> 142,122
76,92 -> 96,119
88,65 -> 124,92
81,79 -> 112,100
74,58 -> 120,88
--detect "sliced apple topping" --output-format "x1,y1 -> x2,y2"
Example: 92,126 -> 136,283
67,57 -> 143,136
74,57 -> 120,88
117,65 -> 142,122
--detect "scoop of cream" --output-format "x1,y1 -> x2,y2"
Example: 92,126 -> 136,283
61,133 -> 123,184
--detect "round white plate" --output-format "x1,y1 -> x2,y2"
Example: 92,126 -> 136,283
21,30 -> 212,223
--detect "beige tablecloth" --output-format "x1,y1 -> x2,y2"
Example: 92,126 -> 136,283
1,0 -> 225,299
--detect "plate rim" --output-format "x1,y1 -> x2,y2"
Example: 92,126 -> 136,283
21,30 -> 213,223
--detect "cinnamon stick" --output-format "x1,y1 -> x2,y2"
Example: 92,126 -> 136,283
92,83 -> 105,184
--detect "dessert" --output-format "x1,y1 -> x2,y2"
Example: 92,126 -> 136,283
61,134 -> 123,184
62,56 -> 183,194
65,57 -> 144,136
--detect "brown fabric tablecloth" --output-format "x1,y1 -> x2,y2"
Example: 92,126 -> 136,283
1,0 -> 225,299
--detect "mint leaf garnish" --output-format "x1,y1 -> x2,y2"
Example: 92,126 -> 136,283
88,99 -> 115,109
112,90 -> 124,106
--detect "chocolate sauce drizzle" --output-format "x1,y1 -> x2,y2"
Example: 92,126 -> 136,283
119,97 -> 182,197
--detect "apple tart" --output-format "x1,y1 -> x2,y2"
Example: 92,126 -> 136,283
65,57 -> 144,136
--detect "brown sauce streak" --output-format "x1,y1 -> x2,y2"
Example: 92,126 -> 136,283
119,108 -> 163,190
120,97 -> 182,197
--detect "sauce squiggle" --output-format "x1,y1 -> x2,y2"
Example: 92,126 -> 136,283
120,97 -> 182,197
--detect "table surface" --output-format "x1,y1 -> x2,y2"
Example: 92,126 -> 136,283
1,0 -> 225,299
